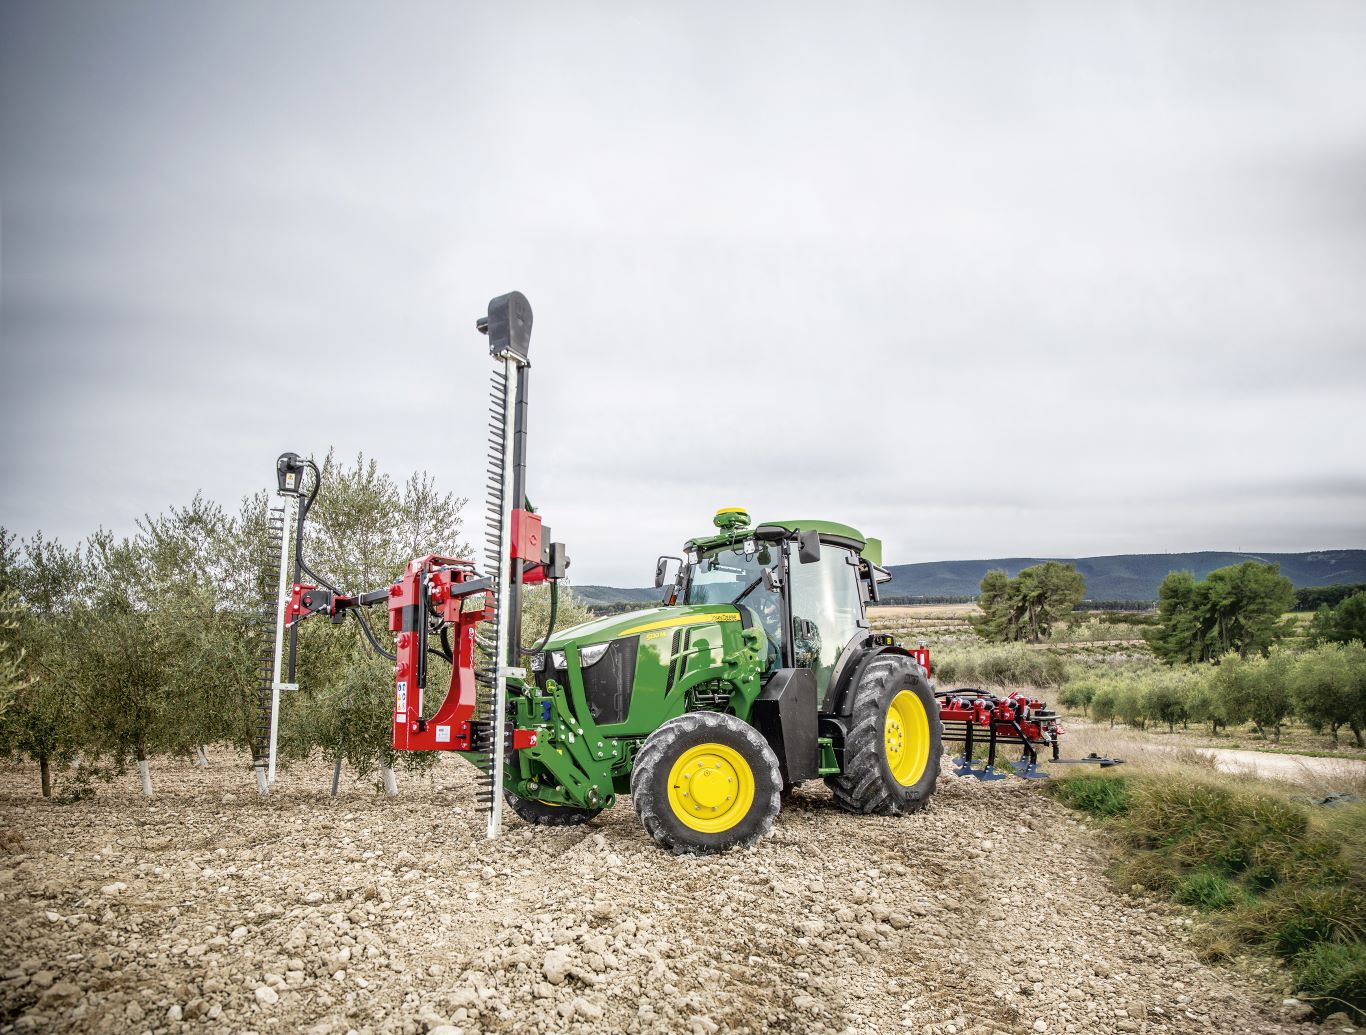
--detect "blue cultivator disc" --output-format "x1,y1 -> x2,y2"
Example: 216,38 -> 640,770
967,765 -> 1009,782
1011,759 -> 1050,780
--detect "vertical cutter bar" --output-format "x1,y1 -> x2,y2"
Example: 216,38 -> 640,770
268,493 -> 298,785
487,354 -> 519,840
505,366 -> 529,664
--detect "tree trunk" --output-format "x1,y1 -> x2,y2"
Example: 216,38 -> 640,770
380,766 -> 398,796
195,745 -> 209,767
40,757 -> 51,798
255,764 -> 270,796
1331,723 -> 1341,746
1273,724 -> 1281,745
331,755 -> 343,797
1352,723 -> 1364,749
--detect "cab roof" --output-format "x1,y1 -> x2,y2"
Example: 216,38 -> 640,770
687,517 -> 883,567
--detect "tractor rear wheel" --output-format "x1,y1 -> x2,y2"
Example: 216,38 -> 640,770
505,791 -> 602,827
826,654 -> 941,815
631,712 -> 781,855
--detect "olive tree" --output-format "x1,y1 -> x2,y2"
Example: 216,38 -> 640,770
1292,641 -> 1366,747
0,532 -> 89,797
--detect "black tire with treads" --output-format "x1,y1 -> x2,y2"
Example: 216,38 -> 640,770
631,712 -> 782,855
825,654 -> 941,815
505,791 -> 601,827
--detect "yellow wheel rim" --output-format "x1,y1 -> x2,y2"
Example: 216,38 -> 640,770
667,742 -> 755,833
884,690 -> 931,786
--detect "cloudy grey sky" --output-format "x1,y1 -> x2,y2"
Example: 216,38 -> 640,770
2,2 -> 1364,587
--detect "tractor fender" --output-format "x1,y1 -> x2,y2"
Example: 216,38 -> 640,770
823,640 -> 923,718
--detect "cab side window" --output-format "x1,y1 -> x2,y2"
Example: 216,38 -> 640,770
788,544 -> 863,696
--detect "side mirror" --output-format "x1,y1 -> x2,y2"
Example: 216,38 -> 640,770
798,530 -> 821,564
654,555 -> 681,589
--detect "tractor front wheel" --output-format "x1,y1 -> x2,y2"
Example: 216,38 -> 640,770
505,792 -> 602,827
826,654 -> 941,815
631,712 -> 781,855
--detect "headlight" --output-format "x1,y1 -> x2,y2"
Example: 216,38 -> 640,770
578,642 -> 611,668
550,650 -> 566,669
528,652 -> 546,672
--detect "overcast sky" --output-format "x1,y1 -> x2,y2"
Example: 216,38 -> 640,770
2,2 -> 1364,587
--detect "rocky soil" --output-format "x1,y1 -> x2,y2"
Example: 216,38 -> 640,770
0,752 -> 1322,1035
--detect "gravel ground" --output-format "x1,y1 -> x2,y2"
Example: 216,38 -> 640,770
0,751 -> 1319,1035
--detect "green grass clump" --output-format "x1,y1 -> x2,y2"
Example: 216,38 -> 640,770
1239,885 -> 1366,956
1049,773 -> 1131,818
1292,942 -> 1366,1019
1174,869 -> 1244,911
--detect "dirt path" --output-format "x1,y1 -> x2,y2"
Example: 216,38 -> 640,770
0,753 -> 1315,1035
1202,747 -> 1366,783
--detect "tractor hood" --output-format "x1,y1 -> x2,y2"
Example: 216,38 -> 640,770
540,603 -> 743,651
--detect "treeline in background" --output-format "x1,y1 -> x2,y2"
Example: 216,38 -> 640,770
889,558 -> 1366,749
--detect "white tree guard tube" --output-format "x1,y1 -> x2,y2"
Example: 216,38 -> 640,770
139,759 -> 154,797
380,766 -> 399,796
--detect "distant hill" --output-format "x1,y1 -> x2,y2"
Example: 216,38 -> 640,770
572,550 -> 1366,609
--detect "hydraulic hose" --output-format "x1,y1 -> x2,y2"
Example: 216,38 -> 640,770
350,609 -> 396,662
293,460 -> 343,595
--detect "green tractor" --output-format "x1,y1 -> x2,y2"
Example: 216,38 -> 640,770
264,292 -> 945,853
506,506 -> 942,854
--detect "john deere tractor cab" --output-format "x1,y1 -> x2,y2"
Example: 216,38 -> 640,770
505,505 -> 944,853
260,290 -> 1111,856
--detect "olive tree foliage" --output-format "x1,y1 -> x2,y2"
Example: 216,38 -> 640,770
972,562 -> 1087,644
1149,562 -> 1295,664
1143,669 -> 1191,733
52,496 -> 267,796
1182,668 -> 1232,735
0,590 -> 25,720
1292,641 -> 1366,747
1218,649 -> 1295,742
0,530 -> 89,796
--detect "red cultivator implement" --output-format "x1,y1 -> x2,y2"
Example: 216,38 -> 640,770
937,687 -> 1120,780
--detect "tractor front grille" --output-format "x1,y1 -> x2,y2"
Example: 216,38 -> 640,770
536,636 -> 638,726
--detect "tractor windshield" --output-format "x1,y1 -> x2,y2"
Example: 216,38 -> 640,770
683,546 -> 769,604
684,545 -> 784,662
